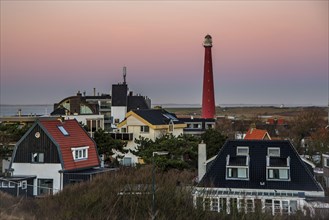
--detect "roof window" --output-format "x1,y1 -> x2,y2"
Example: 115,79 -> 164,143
58,126 -> 69,136
237,146 -> 249,156
268,147 -> 280,157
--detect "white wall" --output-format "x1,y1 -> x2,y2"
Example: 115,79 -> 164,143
12,163 -> 62,195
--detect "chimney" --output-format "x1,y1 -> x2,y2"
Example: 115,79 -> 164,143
93,88 -> 96,96
198,141 -> 207,182
100,154 -> 105,168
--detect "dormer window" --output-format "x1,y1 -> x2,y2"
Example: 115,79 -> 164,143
266,155 -> 290,181
71,146 -> 89,160
226,154 -> 250,180
268,148 -> 280,157
237,147 -> 249,156
58,126 -> 69,136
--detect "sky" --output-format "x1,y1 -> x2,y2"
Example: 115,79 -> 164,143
0,0 -> 328,106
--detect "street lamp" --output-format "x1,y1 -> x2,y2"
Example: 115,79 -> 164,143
152,151 -> 168,220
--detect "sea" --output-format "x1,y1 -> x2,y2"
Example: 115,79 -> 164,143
0,104 -> 54,117
0,103 -> 322,117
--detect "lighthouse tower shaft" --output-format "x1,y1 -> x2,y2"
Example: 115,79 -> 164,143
202,35 -> 216,119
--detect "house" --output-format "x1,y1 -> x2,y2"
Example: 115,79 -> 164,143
52,68 -> 151,131
193,140 -> 325,215
114,109 -> 186,165
322,154 -> 329,188
0,119 -> 108,197
244,128 -> 271,140
179,117 -> 215,136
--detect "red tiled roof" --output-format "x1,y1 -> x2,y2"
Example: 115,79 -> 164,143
244,128 -> 271,140
39,119 -> 100,171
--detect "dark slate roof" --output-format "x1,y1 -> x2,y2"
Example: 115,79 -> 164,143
228,156 -> 247,166
127,96 -> 150,111
51,106 -> 69,115
269,157 -> 287,167
133,109 -> 184,125
199,140 -> 323,192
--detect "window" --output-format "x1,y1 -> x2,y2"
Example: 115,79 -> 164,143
219,198 -> 227,213
268,168 -> 289,180
227,167 -> 248,179
211,198 -> 219,212
168,120 -> 174,133
21,181 -> 27,190
268,148 -> 280,157
121,128 -> 127,133
229,198 -> 238,214
206,123 -> 214,129
282,201 -> 289,214
246,199 -> 254,213
140,126 -> 149,133
122,157 -> 132,166
71,146 -> 89,160
1,181 -> 8,188
237,147 -> 249,156
31,153 -> 44,163
324,157 -> 329,167
265,199 -> 273,214
226,154 -> 249,180
204,198 -> 211,211
193,124 -> 201,129
58,126 -> 69,136
37,179 -> 53,195
239,199 -> 245,213
274,200 -> 281,214
9,181 -> 15,188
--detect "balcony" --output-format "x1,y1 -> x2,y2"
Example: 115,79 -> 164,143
110,132 -> 133,141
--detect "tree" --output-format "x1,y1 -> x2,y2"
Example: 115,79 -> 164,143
93,129 -> 127,161
135,129 -> 227,170
290,109 -> 326,153
135,134 -> 199,170
0,123 -> 30,159
201,129 -> 227,159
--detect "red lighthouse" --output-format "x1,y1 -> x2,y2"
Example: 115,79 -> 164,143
202,34 -> 216,119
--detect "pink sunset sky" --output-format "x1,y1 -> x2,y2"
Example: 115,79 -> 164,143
0,1 -> 328,106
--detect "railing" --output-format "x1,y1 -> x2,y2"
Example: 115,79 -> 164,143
110,132 -> 133,141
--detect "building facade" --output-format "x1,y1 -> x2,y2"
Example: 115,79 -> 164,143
194,140 -> 325,215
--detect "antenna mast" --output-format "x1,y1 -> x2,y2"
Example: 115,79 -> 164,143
123,66 -> 127,85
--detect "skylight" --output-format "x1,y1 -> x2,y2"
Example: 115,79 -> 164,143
163,113 -> 178,122
58,126 -> 69,136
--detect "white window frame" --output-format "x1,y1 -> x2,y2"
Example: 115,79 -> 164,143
237,146 -> 249,156
21,180 -> 27,190
31,152 -> 45,163
267,167 -> 290,181
268,147 -> 280,157
71,146 -> 89,160
226,167 -> 249,180
9,181 -> 15,188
